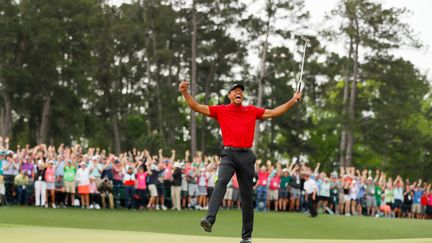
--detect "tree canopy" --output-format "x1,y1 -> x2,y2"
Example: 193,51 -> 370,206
0,0 -> 430,179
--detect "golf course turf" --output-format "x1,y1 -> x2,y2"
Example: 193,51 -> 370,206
1,207 -> 432,240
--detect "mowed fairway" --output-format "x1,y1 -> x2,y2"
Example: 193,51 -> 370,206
1,207 -> 432,243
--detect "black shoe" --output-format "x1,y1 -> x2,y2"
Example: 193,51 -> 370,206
240,238 -> 252,243
200,218 -> 212,233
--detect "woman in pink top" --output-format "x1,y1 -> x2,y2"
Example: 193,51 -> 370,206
267,171 -> 281,211
89,176 -> 100,209
136,167 -> 148,210
254,160 -> 270,211
44,161 -> 56,208
427,185 -> 432,219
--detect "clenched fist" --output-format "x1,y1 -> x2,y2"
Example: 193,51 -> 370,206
292,91 -> 303,103
179,80 -> 189,93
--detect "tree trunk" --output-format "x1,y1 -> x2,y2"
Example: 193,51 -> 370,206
339,34 -> 354,167
0,37 -> 26,138
145,48 -> 152,135
345,15 -> 360,167
200,61 -> 218,154
253,26 -> 270,151
1,95 -> 12,137
37,95 -> 51,144
112,111 -> 121,154
151,17 -> 164,141
190,0 -> 198,156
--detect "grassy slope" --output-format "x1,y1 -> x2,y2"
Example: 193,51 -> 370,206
0,207 -> 431,239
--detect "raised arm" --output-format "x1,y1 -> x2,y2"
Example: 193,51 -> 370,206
179,80 -> 210,116
373,169 -> 380,182
313,162 -> 321,175
261,91 -> 302,119
170,149 -> 176,162
158,148 -> 163,161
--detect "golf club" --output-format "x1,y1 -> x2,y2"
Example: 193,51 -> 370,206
297,36 -> 310,99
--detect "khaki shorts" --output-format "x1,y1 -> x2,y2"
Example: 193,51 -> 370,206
412,204 -> 421,214
0,175 -> 4,184
268,189 -> 279,201
65,181 -> 76,193
148,184 -> 158,197
224,188 -> 233,200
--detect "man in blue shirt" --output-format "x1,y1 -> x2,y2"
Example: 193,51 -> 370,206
412,185 -> 423,218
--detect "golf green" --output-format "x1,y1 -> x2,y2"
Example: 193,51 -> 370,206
1,207 -> 431,240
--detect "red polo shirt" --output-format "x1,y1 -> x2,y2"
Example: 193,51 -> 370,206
209,104 -> 265,148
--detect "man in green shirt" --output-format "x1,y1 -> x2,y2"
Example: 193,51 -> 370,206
278,169 -> 291,211
375,182 -> 383,208
14,170 -> 30,205
64,160 -> 77,207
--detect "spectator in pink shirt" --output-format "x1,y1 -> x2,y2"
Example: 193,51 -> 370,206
89,176 -> 101,209
160,149 -> 175,208
136,166 -> 149,210
268,171 -> 281,211
254,160 -> 270,211
44,161 -> 56,208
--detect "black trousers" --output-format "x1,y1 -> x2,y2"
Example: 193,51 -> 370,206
4,175 -> 15,205
205,148 -> 256,239
307,193 -> 318,217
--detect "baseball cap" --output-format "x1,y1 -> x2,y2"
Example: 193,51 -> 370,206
228,84 -> 245,93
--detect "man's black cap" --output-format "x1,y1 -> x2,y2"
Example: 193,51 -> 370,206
228,84 -> 245,93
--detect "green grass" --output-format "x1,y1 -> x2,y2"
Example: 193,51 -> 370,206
0,207 -> 431,239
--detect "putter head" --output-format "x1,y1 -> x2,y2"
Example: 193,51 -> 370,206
300,36 -> 310,43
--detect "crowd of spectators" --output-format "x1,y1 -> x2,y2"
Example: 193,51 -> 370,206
0,137 -> 431,220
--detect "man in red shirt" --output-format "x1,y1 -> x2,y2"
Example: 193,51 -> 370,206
179,80 -> 302,243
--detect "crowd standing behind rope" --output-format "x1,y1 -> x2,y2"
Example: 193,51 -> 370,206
0,137 -> 431,219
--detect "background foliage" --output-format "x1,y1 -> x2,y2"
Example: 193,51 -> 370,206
0,0 -> 430,179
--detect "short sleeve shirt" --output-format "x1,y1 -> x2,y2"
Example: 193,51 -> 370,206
64,166 -> 77,182
209,104 -> 265,148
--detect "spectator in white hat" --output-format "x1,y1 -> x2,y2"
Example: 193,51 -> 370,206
89,155 -> 103,187
303,170 -> 318,217
171,161 -> 182,210
34,159 -> 47,207
76,162 -> 90,208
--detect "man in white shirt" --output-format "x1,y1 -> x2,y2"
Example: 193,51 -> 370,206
303,171 -> 318,217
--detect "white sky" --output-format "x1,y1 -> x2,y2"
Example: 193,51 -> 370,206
111,0 -> 431,80
305,0 -> 431,80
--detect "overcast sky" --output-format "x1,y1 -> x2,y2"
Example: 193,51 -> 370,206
305,0 -> 431,80
111,0 -> 431,80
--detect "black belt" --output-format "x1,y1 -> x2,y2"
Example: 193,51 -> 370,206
224,146 -> 251,152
